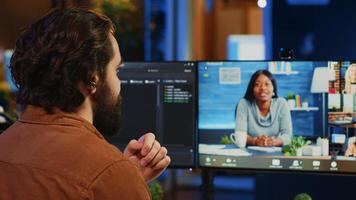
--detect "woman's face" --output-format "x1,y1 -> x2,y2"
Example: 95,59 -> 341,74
253,74 -> 274,103
350,66 -> 356,83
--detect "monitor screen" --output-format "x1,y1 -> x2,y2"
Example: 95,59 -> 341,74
106,62 -> 197,168
198,61 -> 356,174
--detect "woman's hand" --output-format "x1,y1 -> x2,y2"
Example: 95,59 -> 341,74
254,135 -> 283,147
255,135 -> 269,146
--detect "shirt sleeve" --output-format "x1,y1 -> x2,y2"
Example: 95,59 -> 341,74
89,160 -> 151,200
277,99 -> 293,145
235,99 -> 248,132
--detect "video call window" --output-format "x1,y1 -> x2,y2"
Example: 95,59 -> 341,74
106,62 -> 197,168
199,61 -> 356,174
328,61 -> 356,159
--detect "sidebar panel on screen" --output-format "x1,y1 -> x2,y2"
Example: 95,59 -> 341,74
160,73 -> 196,166
106,62 -> 197,168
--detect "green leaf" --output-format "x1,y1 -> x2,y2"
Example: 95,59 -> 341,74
148,182 -> 163,200
283,136 -> 310,156
284,152 -> 291,156
220,135 -> 234,144
282,144 -> 291,153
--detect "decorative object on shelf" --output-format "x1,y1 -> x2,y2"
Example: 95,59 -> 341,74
317,137 -> 329,156
282,136 -> 311,156
302,99 -> 309,108
302,145 -> 321,156
286,92 -> 296,108
268,61 -> 299,75
285,61 -> 292,73
295,94 -> 301,107
268,61 -> 277,73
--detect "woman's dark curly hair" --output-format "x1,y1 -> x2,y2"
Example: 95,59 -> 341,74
10,8 -> 114,113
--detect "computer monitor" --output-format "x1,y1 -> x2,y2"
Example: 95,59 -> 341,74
106,61 -> 197,168
2,50 -> 17,92
198,60 -> 356,174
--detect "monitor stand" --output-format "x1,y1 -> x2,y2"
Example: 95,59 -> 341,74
201,169 -> 215,200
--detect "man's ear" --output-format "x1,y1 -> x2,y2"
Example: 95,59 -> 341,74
87,74 -> 99,94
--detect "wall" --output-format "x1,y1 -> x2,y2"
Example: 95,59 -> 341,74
0,0 -> 51,49
271,1 -> 356,59
193,0 -> 262,60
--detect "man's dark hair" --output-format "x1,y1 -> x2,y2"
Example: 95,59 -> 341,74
10,8 -> 114,113
244,69 -> 278,102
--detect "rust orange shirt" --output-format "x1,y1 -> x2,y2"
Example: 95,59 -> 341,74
0,106 -> 151,200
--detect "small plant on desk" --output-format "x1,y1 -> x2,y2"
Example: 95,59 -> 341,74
220,135 -> 233,145
282,136 -> 311,156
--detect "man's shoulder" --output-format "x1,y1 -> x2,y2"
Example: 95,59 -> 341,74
0,120 -> 127,184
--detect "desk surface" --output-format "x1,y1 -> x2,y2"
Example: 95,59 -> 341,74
199,144 -> 283,157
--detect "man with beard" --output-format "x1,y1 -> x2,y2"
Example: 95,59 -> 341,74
0,8 -> 170,199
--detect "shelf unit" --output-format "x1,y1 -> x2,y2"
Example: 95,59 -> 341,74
271,71 -> 299,75
290,107 -> 319,112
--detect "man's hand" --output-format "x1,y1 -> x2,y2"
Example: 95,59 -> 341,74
123,133 -> 171,182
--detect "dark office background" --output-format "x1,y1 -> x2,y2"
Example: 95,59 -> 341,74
270,0 -> 356,60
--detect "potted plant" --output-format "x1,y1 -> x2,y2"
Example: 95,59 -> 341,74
294,193 -> 312,200
286,92 -> 296,108
148,181 -> 164,200
220,135 -> 233,145
94,0 -> 144,60
282,136 -> 311,156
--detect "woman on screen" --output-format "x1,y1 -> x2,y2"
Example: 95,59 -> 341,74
345,139 -> 356,157
344,63 -> 356,95
235,70 -> 292,147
